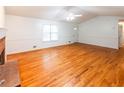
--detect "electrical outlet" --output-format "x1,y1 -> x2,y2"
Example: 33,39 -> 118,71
33,45 -> 37,48
68,41 -> 71,43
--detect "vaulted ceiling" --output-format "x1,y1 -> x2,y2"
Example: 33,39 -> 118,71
5,6 -> 124,24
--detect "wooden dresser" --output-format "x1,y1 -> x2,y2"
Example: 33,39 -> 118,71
0,37 -> 5,65
0,37 -> 21,87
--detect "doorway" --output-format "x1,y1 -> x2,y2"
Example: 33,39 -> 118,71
118,20 -> 124,48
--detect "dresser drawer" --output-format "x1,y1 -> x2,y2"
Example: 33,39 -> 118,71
0,37 -> 5,54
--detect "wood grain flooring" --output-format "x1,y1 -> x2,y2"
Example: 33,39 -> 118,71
7,43 -> 124,87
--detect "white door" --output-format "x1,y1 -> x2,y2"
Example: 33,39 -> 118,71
118,24 -> 123,48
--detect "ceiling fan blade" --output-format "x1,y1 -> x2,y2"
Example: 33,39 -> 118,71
74,15 -> 82,17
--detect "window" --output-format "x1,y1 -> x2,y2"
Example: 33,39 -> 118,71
43,24 -> 58,41
43,25 -> 50,41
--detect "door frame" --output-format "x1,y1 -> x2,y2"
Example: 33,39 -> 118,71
118,20 -> 124,49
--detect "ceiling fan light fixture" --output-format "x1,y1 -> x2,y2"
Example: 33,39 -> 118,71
66,17 -> 70,21
66,13 -> 75,21
70,16 -> 75,20
66,16 -> 75,21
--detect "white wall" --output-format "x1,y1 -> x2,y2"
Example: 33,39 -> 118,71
6,15 -> 78,54
78,16 -> 122,49
0,6 -> 5,28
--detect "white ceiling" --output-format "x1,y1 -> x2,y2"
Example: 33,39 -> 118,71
5,6 -> 124,24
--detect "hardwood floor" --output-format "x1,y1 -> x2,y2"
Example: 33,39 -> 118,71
7,43 -> 124,87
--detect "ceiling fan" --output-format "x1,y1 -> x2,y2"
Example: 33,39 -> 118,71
66,13 -> 82,21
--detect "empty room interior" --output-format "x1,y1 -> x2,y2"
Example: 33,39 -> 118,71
1,6 -> 124,87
